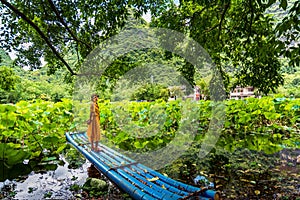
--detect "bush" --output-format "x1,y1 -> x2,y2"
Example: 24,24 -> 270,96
131,83 -> 169,101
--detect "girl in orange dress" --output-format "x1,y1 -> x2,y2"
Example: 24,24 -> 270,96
87,94 -> 101,151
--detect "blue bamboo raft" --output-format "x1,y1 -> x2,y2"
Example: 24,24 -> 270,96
66,132 -> 220,200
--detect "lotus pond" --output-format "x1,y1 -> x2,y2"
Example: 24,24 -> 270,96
1,97 -> 300,199
1,147 -> 299,199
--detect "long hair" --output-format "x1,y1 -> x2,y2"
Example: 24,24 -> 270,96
91,94 -> 98,100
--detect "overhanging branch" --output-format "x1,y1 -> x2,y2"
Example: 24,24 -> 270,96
0,0 -> 76,75
46,0 -> 115,69
47,0 -> 92,51
218,3 -> 230,40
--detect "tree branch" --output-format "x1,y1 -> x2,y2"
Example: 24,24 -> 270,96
195,6 -> 206,16
218,3 -> 230,40
0,0 -> 76,75
46,0 -> 115,70
205,3 -> 229,35
46,0 -> 92,51
247,0 -> 254,42
205,23 -> 219,32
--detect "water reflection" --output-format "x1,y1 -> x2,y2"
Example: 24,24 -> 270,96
0,157 -> 89,199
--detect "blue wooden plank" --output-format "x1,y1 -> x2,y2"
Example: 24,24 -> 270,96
66,132 -> 220,200
137,164 -> 200,193
67,132 -> 148,199
131,165 -> 188,197
79,133 -> 135,163
124,167 -> 182,200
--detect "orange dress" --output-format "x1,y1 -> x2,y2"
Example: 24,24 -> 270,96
87,101 -> 101,143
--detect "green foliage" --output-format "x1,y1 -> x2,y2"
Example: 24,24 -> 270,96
273,0 -> 300,67
219,97 -> 300,153
0,143 -> 30,166
0,49 -> 13,67
0,0 -> 170,73
1,0 -> 298,97
83,178 -> 108,197
1,96 -> 299,170
0,66 -> 18,92
96,42 -> 187,100
99,100 -> 181,151
98,97 -> 300,154
65,146 -> 86,169
169,86 -> 185,99
151,0 -> 299,94
195,77 -> 210,99
0,99 -> 74,167
131,83 -> 169,101
276,67 -> 300,98
291,78 -> 300,87
0,66 -> 72,104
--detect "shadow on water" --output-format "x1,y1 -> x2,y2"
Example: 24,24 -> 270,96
0,160 -> 59,182
0,162 -> 32,182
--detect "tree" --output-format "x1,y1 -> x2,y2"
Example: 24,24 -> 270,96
0,0 -> 171,75
0,0 -> 298,95
131,83 -> 169,101
0,49 -> 13,67
0,66 -> 18,91
0,66 -> 19,103
151,0 -> 299,94
195,78 -> 209,99
0,53 -> 72,103
274,0 -> 300,67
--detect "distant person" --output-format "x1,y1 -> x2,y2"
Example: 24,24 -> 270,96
87,94 -> 101,152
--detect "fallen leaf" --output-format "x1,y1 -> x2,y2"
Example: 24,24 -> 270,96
240,178 -> 250,183
286,185 -> 295,190
147,177 -> 159,182
250,181 -> 256,185
216,185 -> 223,189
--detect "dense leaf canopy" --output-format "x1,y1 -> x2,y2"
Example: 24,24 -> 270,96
152,0 -> 299,94
0,0 -> 170,74
0,0 -> 299,94
0,66 -> 18,91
